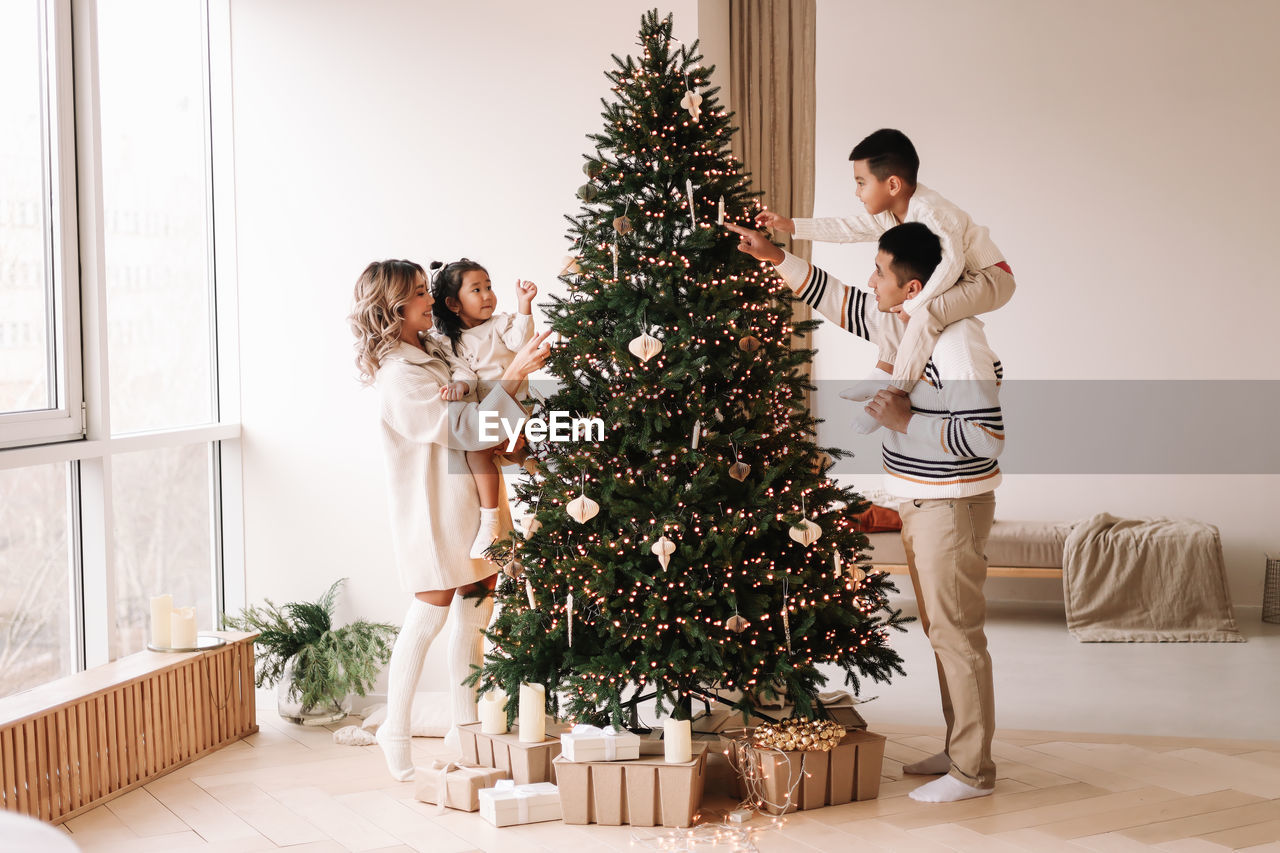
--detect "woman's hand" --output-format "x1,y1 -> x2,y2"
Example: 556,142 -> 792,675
500,330 -> 553,395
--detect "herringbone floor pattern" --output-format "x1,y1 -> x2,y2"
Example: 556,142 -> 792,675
53,706 -> 1280,852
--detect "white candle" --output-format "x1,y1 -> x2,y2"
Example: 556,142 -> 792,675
518,683 -> 546,743
664,718 -> 692,763
717,196 -> 725,225
149,594 -> 172,648
170,606 -> 197,649
479,692 -> 508,735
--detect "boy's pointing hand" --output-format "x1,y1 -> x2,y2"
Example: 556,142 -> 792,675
725,223 -> 785,265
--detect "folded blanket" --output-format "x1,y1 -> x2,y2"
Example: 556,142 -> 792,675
1062,513 -> 1244,642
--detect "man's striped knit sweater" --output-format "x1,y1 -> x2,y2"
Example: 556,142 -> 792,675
776,252 -> 1005,500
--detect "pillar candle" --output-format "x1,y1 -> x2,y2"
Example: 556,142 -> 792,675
479,692 -> 508,735
664,718 -> 692,763
717,195 -> 725,225
149,594 -> 172,647
518,683 -> 545,743
170,606 -> 197,649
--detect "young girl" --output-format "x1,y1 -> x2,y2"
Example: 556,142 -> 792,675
428,258 -> 538,559
348,259 -> 550,780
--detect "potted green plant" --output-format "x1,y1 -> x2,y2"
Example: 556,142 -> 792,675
223,578 -> 397,725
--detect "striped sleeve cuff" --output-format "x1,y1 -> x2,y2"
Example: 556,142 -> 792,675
773,251 -> 811,290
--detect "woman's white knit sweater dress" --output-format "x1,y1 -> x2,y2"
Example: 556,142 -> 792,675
375,337 -> 528,592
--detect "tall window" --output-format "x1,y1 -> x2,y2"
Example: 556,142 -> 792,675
0,0 -> 239,698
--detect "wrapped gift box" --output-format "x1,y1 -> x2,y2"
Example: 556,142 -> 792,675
414,759 -> 509,812
457,721 -> 565,785
560,724 -> 642,763
478,780 -> 562,827
554,741 -> 707,828
724,728 -> 885,814
693,690 -> 867,734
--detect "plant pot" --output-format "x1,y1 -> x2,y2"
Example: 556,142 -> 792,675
275,655 -> 349,726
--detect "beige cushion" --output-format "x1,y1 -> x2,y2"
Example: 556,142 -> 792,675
865,520 -> 1074,569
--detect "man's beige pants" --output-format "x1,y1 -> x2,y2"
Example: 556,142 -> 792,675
899,491 -> 998,789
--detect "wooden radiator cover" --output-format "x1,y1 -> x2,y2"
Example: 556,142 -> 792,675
0,631 -> 258,824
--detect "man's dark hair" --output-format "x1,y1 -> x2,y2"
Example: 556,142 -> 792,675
849,128 -> 919,185
879,222 -> 941,286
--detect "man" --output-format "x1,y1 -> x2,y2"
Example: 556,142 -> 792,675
727,220 -> 1004,803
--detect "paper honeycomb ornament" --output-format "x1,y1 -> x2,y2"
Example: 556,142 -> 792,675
628,332 -> 662,363
789,519 -> 822,546
651,535 -> 676,569
566,493 -> 599,523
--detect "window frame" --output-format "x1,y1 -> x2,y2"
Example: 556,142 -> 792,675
0,0 -> 243,684
0,0 -> 85,449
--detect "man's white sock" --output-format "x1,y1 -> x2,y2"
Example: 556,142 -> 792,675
908,774 -> 993,803
445,592 -> 495,752
376,599 -> 449,781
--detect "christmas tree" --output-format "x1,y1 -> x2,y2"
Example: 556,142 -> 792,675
473,10 -> 908,727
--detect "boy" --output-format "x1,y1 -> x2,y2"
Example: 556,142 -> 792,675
727,219 -> 1004,804
757,128 -> 1013,434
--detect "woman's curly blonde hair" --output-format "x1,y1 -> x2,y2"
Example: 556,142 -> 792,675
348,259 -> 426,385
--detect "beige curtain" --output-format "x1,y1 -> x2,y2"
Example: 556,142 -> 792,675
728,0 -> 817,377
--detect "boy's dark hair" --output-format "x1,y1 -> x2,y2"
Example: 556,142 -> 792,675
429,257 -> 488,353
849,128 -> 919,185
879,223 -> 941,286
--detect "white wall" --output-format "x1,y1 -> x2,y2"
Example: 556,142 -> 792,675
810,0 -> 1280,604
227,0 -> 703,696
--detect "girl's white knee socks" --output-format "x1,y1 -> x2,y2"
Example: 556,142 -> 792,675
446,592 -> 495,744
376,599 -> 449,781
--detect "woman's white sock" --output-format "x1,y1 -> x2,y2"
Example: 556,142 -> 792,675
445,592 -> 495,750
908,774 -> 993,803
376,599 -> 449,781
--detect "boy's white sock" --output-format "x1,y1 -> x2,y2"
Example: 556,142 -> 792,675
468,507 -> 502,559
376,599 -> 449,781
839,367 -> 893,403
850,405 -> 884,436
908,774 -> 993,803
902,751 -> 952,775
444,592 -> 495,753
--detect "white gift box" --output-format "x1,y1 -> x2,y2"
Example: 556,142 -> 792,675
478,780 -> 562,827
559,724 -> 642,763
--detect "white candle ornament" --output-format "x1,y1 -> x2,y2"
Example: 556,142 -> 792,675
518,683 -> 546,743
717,195 -> 725,225
149,594 -> 172,648
479,692 -> 508,734
664,718 -> 692,763
170,606 -> 197,649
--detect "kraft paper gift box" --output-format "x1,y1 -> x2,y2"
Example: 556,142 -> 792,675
559,724 -> 642,763
553,740 -> 707,828
477,780 -> 562,827
456,721 -> 565,785
413,758 -> 508,812
724,729 -> 885,814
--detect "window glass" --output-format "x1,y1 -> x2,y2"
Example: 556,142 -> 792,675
112,443 -> 213,655
99,0 -> 215,434
0,0 -> 55,415
0,463 -> 73,698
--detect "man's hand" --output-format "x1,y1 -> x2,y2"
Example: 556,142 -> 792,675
439,381 -> 470,402
516,279 -> 538,314
864,387 -> 912,433
755,210 -> 795,234
725,223 -> 785,265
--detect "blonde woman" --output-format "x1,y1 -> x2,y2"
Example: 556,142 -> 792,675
349,259 -> 551,781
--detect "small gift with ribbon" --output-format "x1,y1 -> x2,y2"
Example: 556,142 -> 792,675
413,758 -> 508,813
559,723 -> 642,763
478,779 -> 562,827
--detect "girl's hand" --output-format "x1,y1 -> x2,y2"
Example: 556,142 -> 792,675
516,279 -> 538,313
754,210 -> 795,234
503,330 -> 553,381
439,381 -> 470,401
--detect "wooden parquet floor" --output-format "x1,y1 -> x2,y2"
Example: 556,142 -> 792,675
53,709 -> 1280,852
